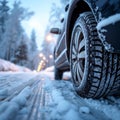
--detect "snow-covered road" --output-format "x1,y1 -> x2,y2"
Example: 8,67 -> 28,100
0,71 -> 120,120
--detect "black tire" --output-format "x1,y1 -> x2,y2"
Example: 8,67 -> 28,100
55,68 -> 63,80
70,12 -> 120,98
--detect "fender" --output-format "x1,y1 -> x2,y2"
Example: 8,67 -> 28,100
65,0 -> 120,60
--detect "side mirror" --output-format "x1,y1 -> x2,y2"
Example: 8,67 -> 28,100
50,28 -> 61,34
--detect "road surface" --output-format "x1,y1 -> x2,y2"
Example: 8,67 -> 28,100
0,71 -> 120,120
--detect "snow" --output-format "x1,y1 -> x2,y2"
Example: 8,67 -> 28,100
12,86 -> 31,106
0,61 -> 120,120
44,66 -> 54,72
97,14 -> 120,30
0,72 -> 37,100
0,89 -> 8,100
85,98 -> 120,120
79,106 -> 90,114
0,87 -> 31,120
96,14 -> 120,52
0,59 -> 31,72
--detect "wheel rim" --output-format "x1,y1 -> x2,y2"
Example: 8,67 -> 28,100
71,26 -> 85,87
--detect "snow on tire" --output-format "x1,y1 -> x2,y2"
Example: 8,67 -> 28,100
70,12 -> 120,98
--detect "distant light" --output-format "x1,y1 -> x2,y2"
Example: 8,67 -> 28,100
43,57 -> 46,61
49,55 -> 53,59
39,53 -> 44,57
46,34 -> 53,42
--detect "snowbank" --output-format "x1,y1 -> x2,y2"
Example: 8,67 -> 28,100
0,59 -> 31,72
44,66 -> 71,80
44,66 -> 54,72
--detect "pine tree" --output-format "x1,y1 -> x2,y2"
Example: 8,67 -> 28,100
48,0 -> 70,28
2,1 -> 25,61
15,35 -> 28,63
0,1 -> 33,65
30,29 -> 37,52
0,0 -> 9,42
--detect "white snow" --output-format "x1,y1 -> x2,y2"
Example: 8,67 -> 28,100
97,14 -> 120,30
0,60 -> 120,120
11,86 -> 31,106
0,59 -> 31,72
0,89 -> 8,100
44,66 -> 54,72
85,98 -> 120,120
0,87 -> 31,120
63,109 -> 81,120
79,106 -> 90,114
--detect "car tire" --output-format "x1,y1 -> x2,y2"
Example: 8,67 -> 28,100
70,12 -> 120,98
55,68 -> 63,80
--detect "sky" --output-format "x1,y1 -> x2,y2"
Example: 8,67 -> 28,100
8,0 -> 61,49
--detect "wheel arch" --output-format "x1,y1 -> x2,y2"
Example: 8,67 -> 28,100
66,0 -> 94,60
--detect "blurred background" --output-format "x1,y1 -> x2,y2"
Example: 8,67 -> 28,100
0,0 -> 70,71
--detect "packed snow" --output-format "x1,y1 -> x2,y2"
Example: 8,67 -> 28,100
0,87 -> 31,120
0,60 -> 120,120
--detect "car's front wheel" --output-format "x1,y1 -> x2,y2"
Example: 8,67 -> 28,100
70,12 -> 120,98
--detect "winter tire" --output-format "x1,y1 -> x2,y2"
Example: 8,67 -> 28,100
55,68 -> 63,80
70,12 -> 120,98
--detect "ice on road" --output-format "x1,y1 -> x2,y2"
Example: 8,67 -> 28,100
0,71 -> 120,120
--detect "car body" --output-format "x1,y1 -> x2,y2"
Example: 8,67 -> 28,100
51,0 -> 120,98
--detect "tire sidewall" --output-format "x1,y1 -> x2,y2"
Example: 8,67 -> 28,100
70,14 -> 90,93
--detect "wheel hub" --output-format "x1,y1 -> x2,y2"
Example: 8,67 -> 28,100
71,26 -> 85,87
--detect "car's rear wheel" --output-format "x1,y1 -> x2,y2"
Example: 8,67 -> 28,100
54,67 -> 63,80
70,12 -> 120,98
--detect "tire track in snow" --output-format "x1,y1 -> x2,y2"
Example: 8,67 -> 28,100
19,79 -> 52,120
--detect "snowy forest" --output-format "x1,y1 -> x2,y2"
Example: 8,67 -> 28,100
0,0 -> 70,70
